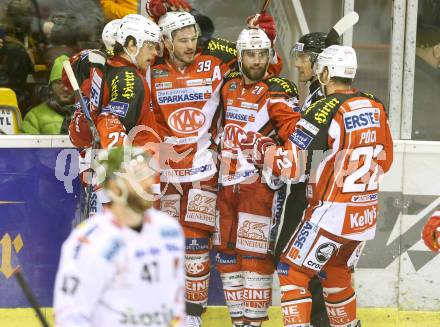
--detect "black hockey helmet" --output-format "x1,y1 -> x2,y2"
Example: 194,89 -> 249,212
291,32 -> 339,63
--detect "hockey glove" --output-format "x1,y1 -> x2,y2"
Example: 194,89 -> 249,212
146,0 -> 192,20
239,131 -> 276,167
247,12 -> 277,45
69,109 -> 93,148
422,212 -> 440,252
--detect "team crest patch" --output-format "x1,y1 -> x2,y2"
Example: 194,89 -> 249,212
152,69 -> 169,78
229,82 -> 238,91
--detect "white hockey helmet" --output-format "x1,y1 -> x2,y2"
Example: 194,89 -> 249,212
314,45 -> 357,79
236,28 -> 272,63
116,14 -> 161,47
102,19 -> 121,51
158,11 -> 197,41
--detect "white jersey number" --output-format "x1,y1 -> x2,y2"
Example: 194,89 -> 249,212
342,145 -> 383,193
197,60 -> 212,72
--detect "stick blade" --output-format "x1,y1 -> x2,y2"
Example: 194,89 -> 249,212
333,11 -> 359,36
326,11 -> 359,47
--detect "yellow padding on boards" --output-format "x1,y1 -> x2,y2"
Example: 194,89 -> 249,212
1,307 -> 440,327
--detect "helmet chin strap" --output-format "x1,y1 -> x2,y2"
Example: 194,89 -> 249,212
165,38 -> 180,66
317,71 -> 330,96
123,45 -> 140,68
238,55 -> 244,76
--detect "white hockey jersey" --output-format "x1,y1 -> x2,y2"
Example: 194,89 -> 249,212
53,208 -> 185,327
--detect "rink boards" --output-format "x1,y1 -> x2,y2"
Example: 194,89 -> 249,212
0,136 -> 439,326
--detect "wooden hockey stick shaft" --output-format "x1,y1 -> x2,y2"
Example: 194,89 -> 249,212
62,60 -> 100,144
261,0 -> 272,12
14,269 -> 50,327
62,59 -> 101,222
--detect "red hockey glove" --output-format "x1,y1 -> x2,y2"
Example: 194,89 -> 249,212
247,12 -> 277,45
239,131 -> 276,167
69,109 -> 93,148
422,212 -> 440,252
146,0 -> 192,20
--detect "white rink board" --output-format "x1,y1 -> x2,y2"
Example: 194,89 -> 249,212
356,140 -> 440,310
2,136 -> 439,311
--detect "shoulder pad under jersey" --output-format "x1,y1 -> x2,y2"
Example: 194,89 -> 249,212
202,37 -> 237,64
360,92 -> 385,106
303,94 -> 342,125
224,70 -> 241,82
265,76 -> 299,98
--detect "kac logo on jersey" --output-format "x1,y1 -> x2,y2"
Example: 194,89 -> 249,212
168,107 -> 206,134
223,124 -> 246,149
288,128 -> 314,150
343,107 -> 380,132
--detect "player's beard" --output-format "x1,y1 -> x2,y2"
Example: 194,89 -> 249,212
242,64 -> 267,82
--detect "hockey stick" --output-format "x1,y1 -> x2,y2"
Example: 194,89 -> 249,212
63,60 -> 101,222
325,11 -> 359,47
14,269 -> 50,327
261,0 -> 272,12
248,0 -> 272,27
62,60 -> 100,145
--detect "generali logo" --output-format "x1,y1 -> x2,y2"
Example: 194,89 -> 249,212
168,107 -> 206,134
237,220 -> 268,241
223,123 -> 246,149
187,194 -> 216,216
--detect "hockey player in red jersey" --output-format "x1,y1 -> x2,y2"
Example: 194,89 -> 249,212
240,45 -> 393,327
67,14 -> 160,150
64,15 -> 162,216
278,32 -> 340,327
215,28 -> 301,327
150,8 -> 279,326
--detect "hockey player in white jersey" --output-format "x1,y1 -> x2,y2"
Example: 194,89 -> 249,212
53,146 -> 185,327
